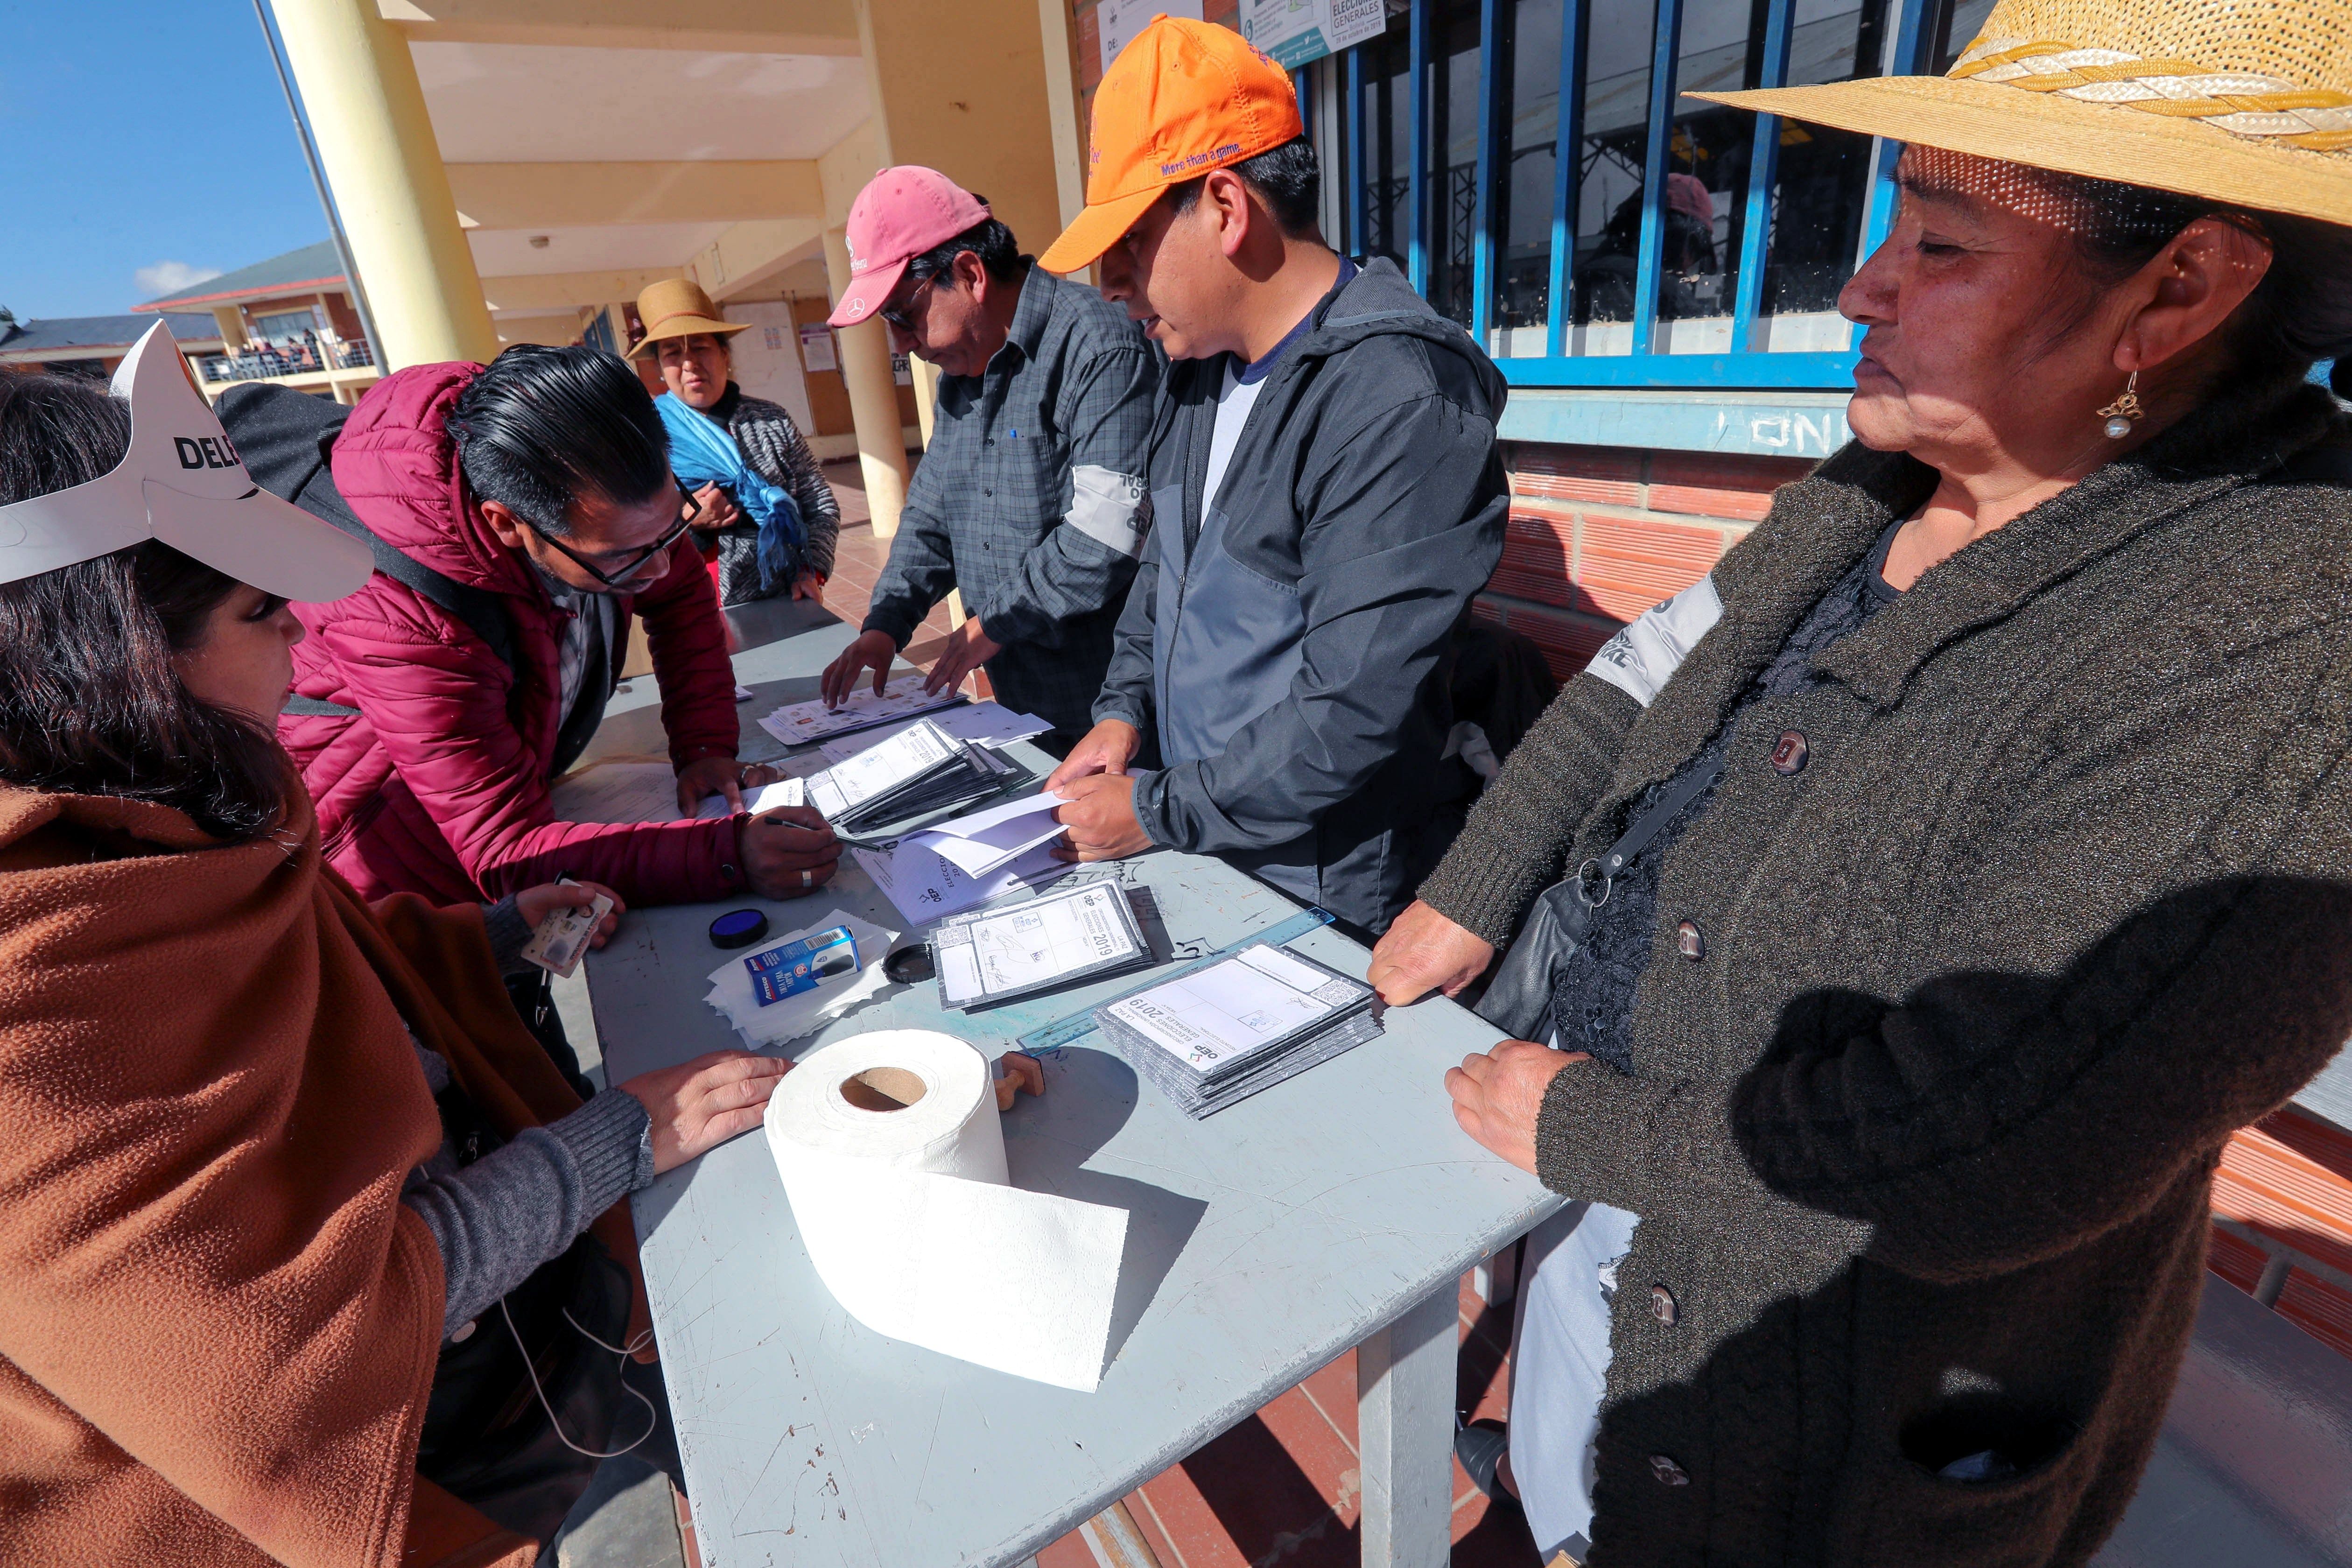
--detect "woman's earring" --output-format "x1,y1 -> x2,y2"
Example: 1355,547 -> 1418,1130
2099,372 -> 2143,440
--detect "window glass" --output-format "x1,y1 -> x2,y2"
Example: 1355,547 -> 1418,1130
1656,0 -> 1771,353
1755,0 -> 1893,349
1566,0 -> 1658,354
253,307 -> 323,341
1358,16 -> 1413,269
1490,0 -> 1565,355
1422,0 -> 1484,327
1930,0 -> 1997,70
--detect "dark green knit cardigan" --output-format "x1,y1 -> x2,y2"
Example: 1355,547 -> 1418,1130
1418,378 -> 2352,1568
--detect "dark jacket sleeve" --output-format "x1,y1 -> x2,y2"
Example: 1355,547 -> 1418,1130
628,542 -> 742,771
1534,652 -> 2352,1284
1129,392 -> 1505,855
970,345 -> 1157,651
1092,516 -> 1163,732
861,468 -> 960,649
1416,673 -> 1643,945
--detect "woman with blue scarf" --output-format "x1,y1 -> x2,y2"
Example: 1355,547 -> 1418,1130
630,280 -> 840,607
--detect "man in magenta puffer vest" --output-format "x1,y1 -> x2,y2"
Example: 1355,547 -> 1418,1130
273,347 -> 840,913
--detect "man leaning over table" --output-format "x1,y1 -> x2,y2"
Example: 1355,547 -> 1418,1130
817,167 -> 1159,753
1041,18 -> 1509,939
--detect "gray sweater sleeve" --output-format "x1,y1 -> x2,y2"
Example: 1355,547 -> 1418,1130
1414,672 -> 1644,946
480,895 -> 535,977
402,1052 -> 656,1336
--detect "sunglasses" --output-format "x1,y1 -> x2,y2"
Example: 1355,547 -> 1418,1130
528,484 -> 699,589
879,270 -> 941,331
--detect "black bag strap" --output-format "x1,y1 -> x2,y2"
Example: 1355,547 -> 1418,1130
1572,747 -> 1728,913
217,383 -> 522,685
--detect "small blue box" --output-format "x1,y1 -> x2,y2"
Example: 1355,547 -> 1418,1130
744,925 -> 859,1006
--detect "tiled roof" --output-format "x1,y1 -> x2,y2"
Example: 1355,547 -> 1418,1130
0,313 -> 224,355
132,240 -> 344,310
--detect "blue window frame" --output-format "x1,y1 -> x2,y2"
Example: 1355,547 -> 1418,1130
1315,0 -> 1982,389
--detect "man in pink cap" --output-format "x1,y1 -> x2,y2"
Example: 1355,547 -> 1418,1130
818,167 -> 1158,750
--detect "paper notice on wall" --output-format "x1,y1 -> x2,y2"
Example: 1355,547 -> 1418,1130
1098,0 -> 1203,75
798,323 -> 838,374
1242,0 -> 1384,68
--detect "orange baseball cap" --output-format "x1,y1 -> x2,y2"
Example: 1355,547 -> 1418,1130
1037,15 -> 1303,274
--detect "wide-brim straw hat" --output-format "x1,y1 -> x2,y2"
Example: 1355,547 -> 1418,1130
628,278 -> 750,359
1693,0 -> 2352,227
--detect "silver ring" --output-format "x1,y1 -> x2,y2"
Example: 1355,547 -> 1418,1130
799,869 -> 813,888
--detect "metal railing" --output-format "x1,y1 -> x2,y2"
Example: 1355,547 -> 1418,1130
197,334 -> 375,384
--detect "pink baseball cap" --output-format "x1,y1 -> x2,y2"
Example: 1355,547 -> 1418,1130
827,167 -> 992,328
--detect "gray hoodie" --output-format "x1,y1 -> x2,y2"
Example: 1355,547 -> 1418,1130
1093,258 -> 1509,933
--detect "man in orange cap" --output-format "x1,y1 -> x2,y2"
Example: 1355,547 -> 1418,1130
1040,15 -> 1509,936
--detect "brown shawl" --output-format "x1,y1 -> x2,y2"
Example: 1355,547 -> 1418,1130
0,780 -> 642,1567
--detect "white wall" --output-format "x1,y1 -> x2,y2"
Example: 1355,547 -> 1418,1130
724,299 -> 819,439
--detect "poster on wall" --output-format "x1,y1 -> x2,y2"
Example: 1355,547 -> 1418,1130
1097,0 -> 1202,75
798,323 -> 838,374
1241,0 -> 1384,69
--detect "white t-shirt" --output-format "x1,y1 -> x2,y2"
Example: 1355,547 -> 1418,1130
1201,362 -> 1266,520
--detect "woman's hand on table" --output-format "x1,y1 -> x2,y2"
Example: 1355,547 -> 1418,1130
621,1050 -> 790,1174
514,879 -> 625,949
789,570 -> 827,602
1367,900 -> 1495,1004
738,804 -> 841,899
1446,1041 -> 1586,1176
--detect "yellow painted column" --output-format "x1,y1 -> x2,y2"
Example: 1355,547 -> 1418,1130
908,354 -> 940,449
823,225 -> 910,540
268,0 -> 498,369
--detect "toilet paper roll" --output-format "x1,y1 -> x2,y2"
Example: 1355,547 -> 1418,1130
764,1029 -> 1128,1391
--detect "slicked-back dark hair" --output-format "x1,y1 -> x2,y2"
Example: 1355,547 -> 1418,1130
445,343 -> 672,536
1166,138 -> 1323,239
0,374 -> 292,842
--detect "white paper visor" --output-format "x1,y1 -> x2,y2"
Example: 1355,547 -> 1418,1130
0,323 -> 372,603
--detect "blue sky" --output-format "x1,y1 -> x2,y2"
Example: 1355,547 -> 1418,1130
0,1 -> 326,320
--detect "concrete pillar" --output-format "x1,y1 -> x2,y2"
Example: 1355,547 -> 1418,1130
210,306 -> 248,350
823,225 -> 910,540
908,354 -> 940,449
268,0 -> 498,369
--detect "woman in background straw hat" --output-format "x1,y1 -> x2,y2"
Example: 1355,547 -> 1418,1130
1370,0 -> 2352,1561
630,278 -> 839,608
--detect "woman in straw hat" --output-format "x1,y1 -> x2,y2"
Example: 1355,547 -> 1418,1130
630,278 -> 839,608
1369,0 -> 2352,1561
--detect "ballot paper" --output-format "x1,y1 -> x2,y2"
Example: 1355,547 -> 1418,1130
764,1030 -> 1127,1390
802,719 -> 1018,837
816,702 -> 1054,764
520,889 -> 615,980
807,718 -> 964,818
742,777 -> 807,814
758,675 -> 966,745
1096,942 -> 1381,1117
930,879 -> 1152,1011
704,909 -> 898,1048
903,793 -> 1068,879
851,837 -> 1076,925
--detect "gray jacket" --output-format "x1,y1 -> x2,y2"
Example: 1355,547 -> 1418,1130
863,265 -> 1157,738
1419,376 -> 2352,1566
1095,259 -> 1508,934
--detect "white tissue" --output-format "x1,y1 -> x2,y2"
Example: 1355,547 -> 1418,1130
704,909 -> 896,1048
764,1030 -> 1128,1391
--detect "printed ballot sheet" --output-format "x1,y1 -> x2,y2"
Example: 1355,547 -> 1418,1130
816,702 -> 1053,765
905,793 -> 1067,879
1104,944 -> 1362,1073
933,881 -> 1146,1008
758,674 -> 965,745
852,837 -> 1074,925
805,718 -> 962,820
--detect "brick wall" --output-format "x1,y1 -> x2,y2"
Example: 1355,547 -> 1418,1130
1480,443 -> 1811,679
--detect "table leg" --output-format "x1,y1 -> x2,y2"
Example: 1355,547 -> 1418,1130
1356,1282 -> 1459,1568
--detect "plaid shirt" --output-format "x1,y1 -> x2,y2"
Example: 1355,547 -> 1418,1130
863,264 -> 1158,737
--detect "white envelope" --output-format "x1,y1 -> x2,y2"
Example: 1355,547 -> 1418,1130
906,794 -> 1069,879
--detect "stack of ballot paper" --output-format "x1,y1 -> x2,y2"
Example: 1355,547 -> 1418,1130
758,674 -> 965,746
704,910 -> 898,1048
815,702 -> 1053,764
901,794 -> 1068,879
851,837 -> 1074,925
930,879 -> 1154,1011
1094,943 -> 1382,1118
803,718 -> 1019,837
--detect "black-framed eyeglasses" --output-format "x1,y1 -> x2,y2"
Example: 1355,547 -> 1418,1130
879,270 -> 941,331
528,484 -> 698,589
